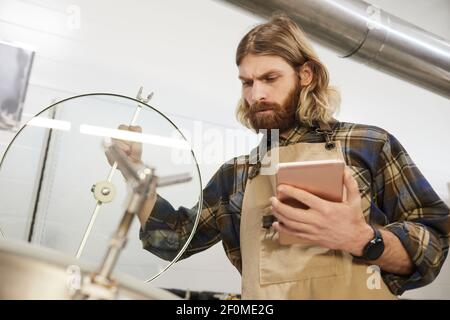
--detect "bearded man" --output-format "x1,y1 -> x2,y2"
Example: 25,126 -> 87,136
113,14 -> 449,299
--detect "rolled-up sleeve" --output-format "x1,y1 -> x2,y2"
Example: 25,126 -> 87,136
373,133 -> 450,295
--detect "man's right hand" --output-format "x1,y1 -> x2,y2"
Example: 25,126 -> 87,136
105,124 -> 143,168
104,124 -> 157,228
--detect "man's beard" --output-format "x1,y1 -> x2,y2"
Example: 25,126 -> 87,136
246,82 -> 301,132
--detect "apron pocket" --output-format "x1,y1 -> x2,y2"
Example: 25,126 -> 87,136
260,236 -> 343,285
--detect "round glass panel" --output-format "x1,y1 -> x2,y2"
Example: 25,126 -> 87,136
0,93 -> 202,283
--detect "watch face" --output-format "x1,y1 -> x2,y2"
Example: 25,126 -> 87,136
366,239 -> 385,261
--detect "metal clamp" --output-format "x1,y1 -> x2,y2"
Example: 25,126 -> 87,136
315,128 -> 336,150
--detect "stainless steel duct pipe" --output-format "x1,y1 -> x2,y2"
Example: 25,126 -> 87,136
222,0 -> 450,98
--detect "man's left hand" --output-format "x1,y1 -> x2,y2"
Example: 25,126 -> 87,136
271,167 -> 373,256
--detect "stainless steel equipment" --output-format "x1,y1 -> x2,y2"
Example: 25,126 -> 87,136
0,240 -> 178,299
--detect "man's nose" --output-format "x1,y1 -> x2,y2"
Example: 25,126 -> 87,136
250,82 -> 267,104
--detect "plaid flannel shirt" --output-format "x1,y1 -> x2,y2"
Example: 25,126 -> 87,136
140,121 -> 450,295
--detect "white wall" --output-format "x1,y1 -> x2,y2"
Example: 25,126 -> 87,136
0,0 -> 449,298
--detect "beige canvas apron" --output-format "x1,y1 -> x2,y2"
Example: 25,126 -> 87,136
240,127 -> 397,300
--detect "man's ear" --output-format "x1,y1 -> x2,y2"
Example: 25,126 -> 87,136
298,62 -> 313,87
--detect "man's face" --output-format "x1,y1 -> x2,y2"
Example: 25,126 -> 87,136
238,54 -> 300,132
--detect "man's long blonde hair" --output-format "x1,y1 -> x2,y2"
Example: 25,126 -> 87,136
235,14 -> 340,128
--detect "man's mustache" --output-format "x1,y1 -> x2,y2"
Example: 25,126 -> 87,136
249,102 -> 280,113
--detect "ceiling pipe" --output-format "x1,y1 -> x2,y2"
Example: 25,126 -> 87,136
222,0 -> 450,98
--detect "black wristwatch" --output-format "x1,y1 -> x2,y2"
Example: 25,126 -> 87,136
354,225 -> 385,261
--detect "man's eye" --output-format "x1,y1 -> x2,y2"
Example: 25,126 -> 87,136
266,77 -> 277,82
242,81 -> 252,87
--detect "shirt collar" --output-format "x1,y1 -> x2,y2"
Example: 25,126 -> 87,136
248,119 -> 339,165
248,123 -> 310,165
279,124 -> 310,146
